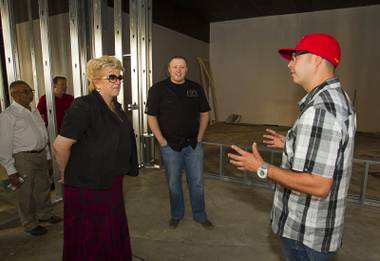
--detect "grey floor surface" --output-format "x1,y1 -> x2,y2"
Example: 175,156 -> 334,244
1,168 -> 380,261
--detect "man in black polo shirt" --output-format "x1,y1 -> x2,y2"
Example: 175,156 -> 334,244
146,56 -> 213,229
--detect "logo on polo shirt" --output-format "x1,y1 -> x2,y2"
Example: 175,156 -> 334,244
186,89 -> 198,97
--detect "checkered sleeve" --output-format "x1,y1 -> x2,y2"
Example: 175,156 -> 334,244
292,107 -> 342,178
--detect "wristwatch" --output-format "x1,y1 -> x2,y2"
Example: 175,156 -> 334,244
257,162 -> 269,179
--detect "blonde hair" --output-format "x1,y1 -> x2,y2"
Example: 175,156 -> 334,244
86,55 -> 124,92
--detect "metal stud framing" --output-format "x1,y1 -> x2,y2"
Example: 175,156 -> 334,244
114,0 -> 124,108
1,0 -> 155,170
143,0 -> 155,167
69,0 -> 83,98
129,0 -> 154,167
38,0 -> 60,195
27,0 -> 40,102
143,0 -> 158,167
0,0 -> 20,106
137,0 -> 148,133
79,0 -> 88,95
0,56 -> 5,111
91,0 -> 103,58
129,0 -> 141,165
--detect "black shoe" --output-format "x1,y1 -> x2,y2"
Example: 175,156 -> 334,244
169,219 -> 180,228
38,215 -> 62,224
200,219 -> 214,230
27,225 -> 47,236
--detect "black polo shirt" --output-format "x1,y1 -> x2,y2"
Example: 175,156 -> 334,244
145,78 -> 210,151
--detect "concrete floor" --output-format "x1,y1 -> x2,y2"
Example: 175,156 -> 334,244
1,168 -> 380,261
1,123 -> 380,260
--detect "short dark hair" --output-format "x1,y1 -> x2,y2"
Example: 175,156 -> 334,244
10,80 -> 29,92
324,59 -> 336,73
168,56 -> 188,67
53,76 -> 67,84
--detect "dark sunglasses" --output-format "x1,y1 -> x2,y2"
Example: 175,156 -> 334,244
103,74 -> 124,83
291,50 -> 309,60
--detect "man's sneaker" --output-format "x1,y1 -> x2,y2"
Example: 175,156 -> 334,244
26,225 -> 47,236
169,219 -> 180,228
200,219 -> 214,230
38,215 -> 62,224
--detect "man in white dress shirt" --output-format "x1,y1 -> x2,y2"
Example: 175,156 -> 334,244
0,81 -> 61,236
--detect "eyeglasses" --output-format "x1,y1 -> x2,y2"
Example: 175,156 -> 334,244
101,74 -> 124,83
18,89 -> 35,95
291,51 -> 309,62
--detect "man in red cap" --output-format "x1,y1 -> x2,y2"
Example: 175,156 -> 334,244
228,33 -> 356,260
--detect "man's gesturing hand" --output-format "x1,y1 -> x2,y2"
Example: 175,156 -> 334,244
262,128 -> 285,149
228,143 -> 264,173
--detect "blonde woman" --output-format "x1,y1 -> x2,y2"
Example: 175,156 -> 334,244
54,56 -> 138,260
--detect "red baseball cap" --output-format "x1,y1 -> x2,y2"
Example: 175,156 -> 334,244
278,33 -> 341,67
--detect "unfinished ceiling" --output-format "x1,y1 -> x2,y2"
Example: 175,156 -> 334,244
153,0 -> 380,42
9,0 -> 380,42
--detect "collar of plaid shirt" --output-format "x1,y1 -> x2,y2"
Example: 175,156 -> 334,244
298,77 -> 339,112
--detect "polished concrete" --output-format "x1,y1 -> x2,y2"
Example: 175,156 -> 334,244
1,168 -> 380,261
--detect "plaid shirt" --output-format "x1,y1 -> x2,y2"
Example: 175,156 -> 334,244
271,78 -> 356,252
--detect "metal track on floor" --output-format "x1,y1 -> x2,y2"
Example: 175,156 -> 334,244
202,141 -> 380,208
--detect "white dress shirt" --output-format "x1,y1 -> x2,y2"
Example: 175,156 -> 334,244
0,101 -> 50,175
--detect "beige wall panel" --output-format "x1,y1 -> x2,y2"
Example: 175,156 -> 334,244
152,23 -> 209,84
210,5 -> 380,132
16,13 -> 73,101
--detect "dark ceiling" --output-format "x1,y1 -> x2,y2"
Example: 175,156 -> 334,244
11,0 -> 380,42
153,0 -> 380,42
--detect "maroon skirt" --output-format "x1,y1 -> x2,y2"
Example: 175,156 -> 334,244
63,175 -> 132,261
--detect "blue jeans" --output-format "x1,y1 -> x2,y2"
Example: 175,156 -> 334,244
281,237 -> 337,261
160,143 -> 207,223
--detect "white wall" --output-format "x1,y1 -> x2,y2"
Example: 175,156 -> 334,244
210,5 -> 380,132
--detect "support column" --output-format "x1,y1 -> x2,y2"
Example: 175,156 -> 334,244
69,0 -> 83,98
91,0 -> 103,58
27,0 -> 40,102
38,0 -> 60,196
0,52 -> 5,111
0,0 -> 20,106
79,0 -> 88,95
114,0 -> 124,108
129,0 -> 155,167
